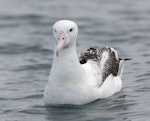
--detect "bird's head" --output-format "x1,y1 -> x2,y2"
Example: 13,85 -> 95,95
53,20 -> 78,57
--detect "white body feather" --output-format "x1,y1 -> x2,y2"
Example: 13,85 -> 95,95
44,20 -> 124,105
44,49 -> 123,105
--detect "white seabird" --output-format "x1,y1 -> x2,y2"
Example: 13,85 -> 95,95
44,20 -> 129,105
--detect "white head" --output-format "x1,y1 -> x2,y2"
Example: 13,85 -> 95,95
53,20 -> 78,57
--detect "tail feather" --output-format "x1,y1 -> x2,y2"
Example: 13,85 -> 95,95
118,58 -> 131,77
118,60 -> 124,77
119,58 -> 132,61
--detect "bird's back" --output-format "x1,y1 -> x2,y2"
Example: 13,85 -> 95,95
79,47 -> 123,86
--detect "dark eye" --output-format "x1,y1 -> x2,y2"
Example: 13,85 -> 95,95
69,28 -> 73,32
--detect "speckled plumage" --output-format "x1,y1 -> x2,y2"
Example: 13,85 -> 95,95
80,47 -> 119,82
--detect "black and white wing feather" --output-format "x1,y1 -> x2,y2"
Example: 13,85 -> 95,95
79,47 -> 130,83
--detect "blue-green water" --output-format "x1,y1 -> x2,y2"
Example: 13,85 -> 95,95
0,0 -> 150,120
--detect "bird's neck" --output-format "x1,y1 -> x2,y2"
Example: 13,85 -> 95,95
54,41 -> 79,63
49,43 -> 84,83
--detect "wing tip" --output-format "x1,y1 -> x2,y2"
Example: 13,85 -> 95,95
119,58 -> 132,61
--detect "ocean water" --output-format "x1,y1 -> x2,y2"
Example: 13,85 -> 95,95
0,0 -> 150,121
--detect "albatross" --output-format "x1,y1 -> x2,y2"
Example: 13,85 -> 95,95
44,20 -> 129,105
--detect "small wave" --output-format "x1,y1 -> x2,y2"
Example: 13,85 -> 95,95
0,43 -> 53,55
20,94 -> 43,100
0,14 -> 45,21
14,63 -> 51,72
0,14 -> 48,29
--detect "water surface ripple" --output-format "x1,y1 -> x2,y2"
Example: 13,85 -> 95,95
0,0 -> 150,121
